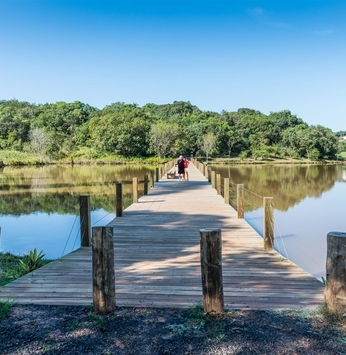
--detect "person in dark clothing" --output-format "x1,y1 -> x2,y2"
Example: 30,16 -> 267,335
176,155 -> 185,180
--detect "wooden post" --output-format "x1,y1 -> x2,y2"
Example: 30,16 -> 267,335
92,226 -> 116,313
200,228 -> 224,314
237,184 -> 244,219
115,182 -> 123,217
132,177 -> 138,203
224,178 -> 229,204
79,195 -> 91,247
325,232 -> 346,314
216,174 -> 221,195
205,165 -> 209,181
211,171 -> 216,189
155,167 -> 159,182
263,197 -> 274,250
144,174 -> 149,195
150,170 -> 155,188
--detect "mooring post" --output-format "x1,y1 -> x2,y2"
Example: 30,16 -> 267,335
205,165 -> 209,181
150,170 -> 155,188
224,178 -> 229,204
144,174 -> 149,195
92,226 -> 116,313
263,197 -> 274,250
237,184 -> 244,219
79,195 -> 91,247
200,228 -> 224,314
132,177 -> 138,203
325,231 -> 346,314
216,174 -> 221,195
115,182 -> 123,217
211,171 -> 216,189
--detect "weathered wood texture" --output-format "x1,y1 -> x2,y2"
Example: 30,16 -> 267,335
200,228 -> 224,313
79,195 -> 91,247
92,226 -> 116,313
263,197 -> 274,250
324,231 -> 346,313
0,162 -> 324,309
115,182 -> 123,217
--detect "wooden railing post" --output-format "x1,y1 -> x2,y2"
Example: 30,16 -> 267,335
132,177 -> 138,203
325,232 -> 346,314
211,171 -> 216,189
144,174 -> 149,195
150,170 -> 155,188
155,167 -> 159,182
200,228 -> 224,314
205,165 -> 209,181
224,178 -> 229,204
115,182 -> 123,217
79,195 -> 91,247
237,184 -> 244,219
263,197 -> 274,250
216,174 -> 221,195
92,226 -> 116,313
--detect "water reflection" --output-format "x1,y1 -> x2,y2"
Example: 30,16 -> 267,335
210,164 -> 346,280
0,165 -> 155,258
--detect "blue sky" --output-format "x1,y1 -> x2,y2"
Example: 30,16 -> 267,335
1,0 -> 345,131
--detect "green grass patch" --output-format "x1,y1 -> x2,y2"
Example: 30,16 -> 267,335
0,251 -> 52,286
0,150 -> 46,166
0,300 -> 13,320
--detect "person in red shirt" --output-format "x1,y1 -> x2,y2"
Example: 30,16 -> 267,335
183,156 -> 189,181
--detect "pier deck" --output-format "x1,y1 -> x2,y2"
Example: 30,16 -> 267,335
0,162 -> 324,309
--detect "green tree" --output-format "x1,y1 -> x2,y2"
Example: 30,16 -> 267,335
201,132 -> 217,161
149,121 -> 179,157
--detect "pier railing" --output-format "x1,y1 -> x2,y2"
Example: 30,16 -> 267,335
191,158 -> 274,250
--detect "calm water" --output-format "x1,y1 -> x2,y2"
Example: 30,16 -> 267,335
209,164 -> 346,280
1,163 -> 345,280
0,164 -> 155,259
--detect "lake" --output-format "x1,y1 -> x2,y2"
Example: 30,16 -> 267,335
0,164 -> 155,260
209,163 -> 346,280
0,163 -> 345,280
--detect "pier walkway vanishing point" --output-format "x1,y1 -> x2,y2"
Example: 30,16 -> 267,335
0,162 -> 324,309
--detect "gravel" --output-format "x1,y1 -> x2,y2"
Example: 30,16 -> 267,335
1,304 -> 346,355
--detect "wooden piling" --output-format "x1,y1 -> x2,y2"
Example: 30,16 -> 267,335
263,197 -> 274,250
224,178 -> 229,204
325,232 -> 346,314
132,177 -> 138,203
200,228 -> 224,314
115,182 -> 123,217
79,195 -> 91,247
144,174 -> 149,195
92,226 -> 116,313
216,174 -> 221,195
211,171 -> 216,189
237,184 -> 244,219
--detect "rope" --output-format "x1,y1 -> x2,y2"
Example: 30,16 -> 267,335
243,187 -> 263,199
61,215 -> 79,257
92,211 -> 114,226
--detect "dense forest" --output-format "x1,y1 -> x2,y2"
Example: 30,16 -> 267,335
0,99 -> 344,163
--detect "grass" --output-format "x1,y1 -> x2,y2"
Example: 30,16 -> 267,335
0,300 -> 13,320
0,250 -> 52,321
0,251 -> 52,286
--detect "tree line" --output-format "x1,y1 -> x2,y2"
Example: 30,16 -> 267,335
0,99 -> 343,161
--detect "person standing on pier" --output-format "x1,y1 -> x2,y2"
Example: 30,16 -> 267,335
176,155 -> 185,180
183,156 -> 189,181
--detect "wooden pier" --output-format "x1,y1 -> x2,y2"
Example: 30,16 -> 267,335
0,162 -> 324,309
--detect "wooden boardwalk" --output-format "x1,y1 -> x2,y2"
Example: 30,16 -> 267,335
0,162 -> 325,309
